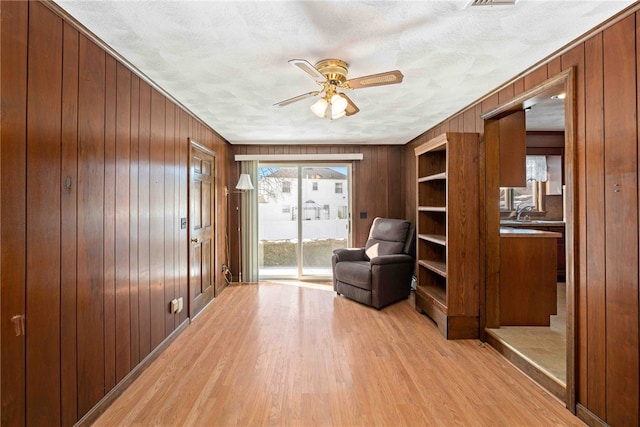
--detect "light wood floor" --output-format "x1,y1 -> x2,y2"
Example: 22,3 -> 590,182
94,282 -> 584,426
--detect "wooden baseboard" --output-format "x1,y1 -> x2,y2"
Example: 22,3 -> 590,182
576,404 -> 609,427
485,329 -> 565,401
74,319 -> 190,427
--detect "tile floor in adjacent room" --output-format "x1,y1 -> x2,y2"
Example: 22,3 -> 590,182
487,283 -> 567,385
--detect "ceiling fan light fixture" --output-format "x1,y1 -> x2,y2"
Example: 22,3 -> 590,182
311,98 -> 328,117
277,57 -> 403,119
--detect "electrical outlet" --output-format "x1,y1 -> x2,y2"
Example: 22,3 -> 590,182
170,299 -> 179,313
222,263 -> 228,273
177,297 -> 184,313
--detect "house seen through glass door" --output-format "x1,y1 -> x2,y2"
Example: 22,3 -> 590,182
258,163 -> 351,279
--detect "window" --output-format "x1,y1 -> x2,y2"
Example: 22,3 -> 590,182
500,155 -> 563,212
335,182 -> 343,194
282,181 -> 291,193
501,184 -> 537,211
312,182 -> 318,191
499,188 -> 510,211
338,206 -> 348,219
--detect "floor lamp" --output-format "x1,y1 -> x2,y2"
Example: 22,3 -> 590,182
233,173 -> 254,282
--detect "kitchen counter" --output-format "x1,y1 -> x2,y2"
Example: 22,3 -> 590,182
500,229 -> 561,326
500,221 -> 566,281
500,227 -> 563,238
500,220 -> 565,227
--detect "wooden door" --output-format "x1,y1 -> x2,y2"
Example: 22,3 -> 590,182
189,143 -> 216,317
2,2 -> 65,424
1,1 -> 28,424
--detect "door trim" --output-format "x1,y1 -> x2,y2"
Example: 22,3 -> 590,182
481,68 -> 577,412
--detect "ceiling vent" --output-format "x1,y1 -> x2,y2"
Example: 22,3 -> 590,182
465,0 -> 518,7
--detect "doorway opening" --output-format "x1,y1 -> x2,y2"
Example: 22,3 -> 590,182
257,163 -> 352,280
481,69 -> 576,409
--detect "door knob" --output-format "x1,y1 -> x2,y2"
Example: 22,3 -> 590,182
11,315 -> 25,336
191,238 -> 199,243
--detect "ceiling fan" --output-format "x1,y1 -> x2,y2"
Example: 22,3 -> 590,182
273,59 -> 404,120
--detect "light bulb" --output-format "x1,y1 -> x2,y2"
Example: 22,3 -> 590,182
310,98 -> 328,117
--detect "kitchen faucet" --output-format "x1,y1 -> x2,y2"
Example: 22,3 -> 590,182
516,204 -> 535,221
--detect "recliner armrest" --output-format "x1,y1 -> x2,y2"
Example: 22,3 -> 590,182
369,254 -> 414,266
333,247 -> 367,262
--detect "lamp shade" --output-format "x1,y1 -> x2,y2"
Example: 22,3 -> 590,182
310,98 -> 328,118
330,94 -> 348,115
331,109 -> 346,120
235,173 -> 254,190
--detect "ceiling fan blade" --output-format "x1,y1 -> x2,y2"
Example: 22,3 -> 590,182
273,91 -> 320,108
340,93 -> 360,116
289,59 -> 327,82
344,70 -> 404,90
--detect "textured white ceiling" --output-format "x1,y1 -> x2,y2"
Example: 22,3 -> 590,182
55,0 -> 634,145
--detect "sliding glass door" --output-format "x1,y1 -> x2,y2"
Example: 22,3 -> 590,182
258,163 -> 351,280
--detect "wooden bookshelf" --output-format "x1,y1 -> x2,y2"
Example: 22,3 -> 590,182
414,132 -> 480,339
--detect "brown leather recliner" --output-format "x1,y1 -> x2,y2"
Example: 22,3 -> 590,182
332,217 -> 415,309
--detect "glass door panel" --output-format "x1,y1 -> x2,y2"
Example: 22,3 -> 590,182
258,163 -> 351,280
301,166 -> 349,277
258,165 -> 299,278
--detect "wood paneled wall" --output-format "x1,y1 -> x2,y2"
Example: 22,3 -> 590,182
403,9 -> 639,427
0,2 -> 230,425
230,145 -> 406,256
